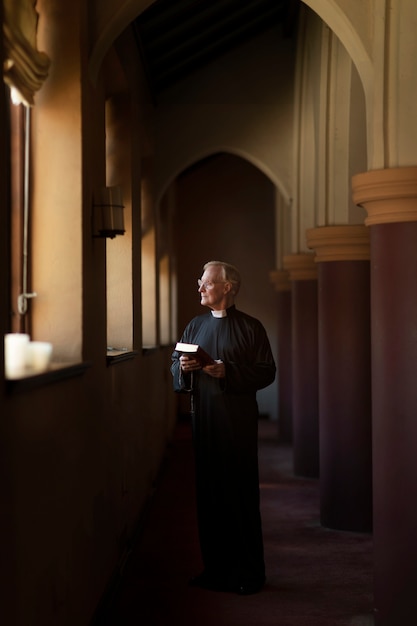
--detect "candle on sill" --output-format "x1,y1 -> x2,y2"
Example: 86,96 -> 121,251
26,341 -> 53,373
4,333 -> 30,378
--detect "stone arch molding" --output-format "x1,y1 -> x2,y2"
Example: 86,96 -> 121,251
90,1 -> 374,97
302,0 -> 373,90
156,148 -> 290,208
89,0 -> 153,84
302,0 -> 380,167
89,0 -> 379,167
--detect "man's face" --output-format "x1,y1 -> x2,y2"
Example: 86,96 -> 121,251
198,266 -> 230,310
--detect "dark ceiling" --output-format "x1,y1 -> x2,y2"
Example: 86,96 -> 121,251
133,0 -> 300,99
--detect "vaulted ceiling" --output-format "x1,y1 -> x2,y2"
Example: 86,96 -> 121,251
133,0 -> 300,99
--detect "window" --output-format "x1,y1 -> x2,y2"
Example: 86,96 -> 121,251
3,1 -> 51,337
9,98 -> 30,333
4,2 -> 85,379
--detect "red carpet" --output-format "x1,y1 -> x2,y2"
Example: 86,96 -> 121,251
95,419 -> 374,625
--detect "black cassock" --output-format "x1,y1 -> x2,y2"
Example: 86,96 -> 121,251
171,305 -> 276,588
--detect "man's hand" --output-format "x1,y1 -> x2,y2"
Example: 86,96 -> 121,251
203,359 -> 225,379
180,355 -> 201,372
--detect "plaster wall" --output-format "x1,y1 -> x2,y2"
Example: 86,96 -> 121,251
31,0 -> 84,358
155,23 -> 297,203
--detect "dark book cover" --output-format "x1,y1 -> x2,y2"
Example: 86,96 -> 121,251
174,342 -> 215,366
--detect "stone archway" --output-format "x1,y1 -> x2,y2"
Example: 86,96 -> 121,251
88,0 -> 154,84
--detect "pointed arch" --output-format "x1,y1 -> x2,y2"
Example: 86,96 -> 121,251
302,0 -> 373,91
301,0 -> 384,168
156,147 -> 291,207
89,0 -> 154,85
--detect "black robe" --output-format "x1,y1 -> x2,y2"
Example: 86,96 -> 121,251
171,305 -> 276,587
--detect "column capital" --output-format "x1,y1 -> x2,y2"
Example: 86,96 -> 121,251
352,166 -> 417,225
269,269 -> 291,292
283,253 -> 317,281
306,225 -> 370,262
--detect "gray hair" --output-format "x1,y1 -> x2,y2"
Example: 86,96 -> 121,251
203,260 -> 241,295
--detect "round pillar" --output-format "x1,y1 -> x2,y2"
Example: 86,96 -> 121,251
307,225 -> 372,532
353,166 -> 417,625
270,270 -> 292,442
283,254 -> 319,478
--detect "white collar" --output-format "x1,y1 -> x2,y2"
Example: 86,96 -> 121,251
211,309 -> 227,318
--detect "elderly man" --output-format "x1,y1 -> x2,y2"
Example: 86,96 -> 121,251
171,260 -> 276,595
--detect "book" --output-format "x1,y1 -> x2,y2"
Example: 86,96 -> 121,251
174,342 -> 215,366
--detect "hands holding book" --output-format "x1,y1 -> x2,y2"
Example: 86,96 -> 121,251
179,355 -> 225,379
176,342 -> 225,378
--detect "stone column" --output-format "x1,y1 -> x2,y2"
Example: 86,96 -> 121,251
307,225 -> 372,532
353,166 -> 417,625
283,253 -> 319,478
270,269 -> 292,443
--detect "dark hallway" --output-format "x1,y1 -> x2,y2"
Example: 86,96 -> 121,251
94,418 -> 374,626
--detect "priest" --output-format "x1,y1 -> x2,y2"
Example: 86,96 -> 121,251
171,260 -> 276,595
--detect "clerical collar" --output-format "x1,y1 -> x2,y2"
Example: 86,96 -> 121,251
211,309 -> 227,318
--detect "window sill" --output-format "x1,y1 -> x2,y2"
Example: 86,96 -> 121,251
106,349 -> 138,366
5,361 -> 92,394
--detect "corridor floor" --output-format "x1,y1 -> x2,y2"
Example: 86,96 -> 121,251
96,418 -> 374,626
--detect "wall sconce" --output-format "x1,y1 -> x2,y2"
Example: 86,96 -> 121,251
93,186 -> 125,239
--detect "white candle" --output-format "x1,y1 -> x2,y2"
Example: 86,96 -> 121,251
4,333 -> 30,378
26,341 -> 53,373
